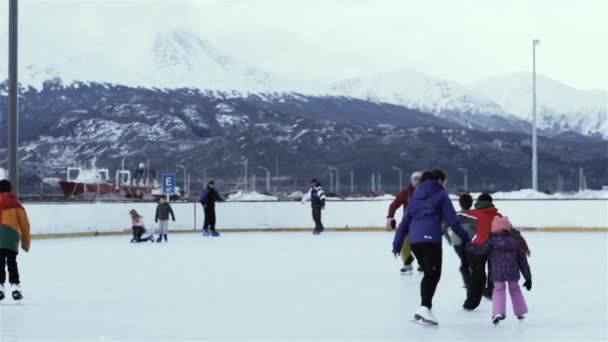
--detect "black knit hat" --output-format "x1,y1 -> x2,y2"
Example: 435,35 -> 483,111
0,179 -> 12,193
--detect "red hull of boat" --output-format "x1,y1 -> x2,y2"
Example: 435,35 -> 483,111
59,181 -> 119,197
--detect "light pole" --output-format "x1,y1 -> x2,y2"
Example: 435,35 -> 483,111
458,168 -> 468,192
176,164 -> 187,195
8,0 -> 19,194
257,166 -> 271,194
532,39 -> 541,191
328,167 -> 339,194
392,166 -> 403,191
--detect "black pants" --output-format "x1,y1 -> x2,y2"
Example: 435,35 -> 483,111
131,226 -> 153,243
453,245 -> 470,287
312,207 -> 324,232
410,243 -> 442,309
0,248 -> 20,285
203,206 -> 217,231
464,251 -> 488,309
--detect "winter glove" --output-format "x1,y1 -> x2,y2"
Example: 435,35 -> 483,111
386,218 -> 396,230
523,279 -> 532,291
172,218 -> 176,222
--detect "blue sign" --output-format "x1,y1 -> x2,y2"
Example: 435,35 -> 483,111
161,173 -> 176,194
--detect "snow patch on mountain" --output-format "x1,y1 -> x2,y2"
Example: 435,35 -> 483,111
475,72 -> 608,137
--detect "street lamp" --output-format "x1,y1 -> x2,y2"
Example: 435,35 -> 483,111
328,167 -> 339,194
176,164 -> 187,195
458,168 -> 468,192
257,166 -> 271,194
392,166 -> 403,191
8,0 -> 19,194
532,39 -> 541,191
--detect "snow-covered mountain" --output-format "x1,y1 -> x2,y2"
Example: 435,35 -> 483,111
0,29 -> 292,93
475,73 -> 608,137
1,82 -> 605,193
1,26 -> 605,137
329,68 -> 531,133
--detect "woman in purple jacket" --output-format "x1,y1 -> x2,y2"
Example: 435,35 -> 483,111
392,170 -> 471,325
468,216 -> 532,325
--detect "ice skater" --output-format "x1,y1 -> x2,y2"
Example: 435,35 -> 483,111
463,193 -> 502,310
301,178 -> 326,235
392,170 -> 471,325
467,216 -> 532,324
155,197 -> 175,243
200,180 -> 224,237
443,193 -> 477,287
0,180 -> 30,301
129,209 -> 154,243
386,171 -> 422,274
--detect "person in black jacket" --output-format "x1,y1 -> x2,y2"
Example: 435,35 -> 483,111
301,178 -> 326,235
199,180 -> 224,237
154,197 -> 175,243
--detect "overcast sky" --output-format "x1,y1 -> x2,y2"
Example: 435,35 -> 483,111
1,0 -> 607,90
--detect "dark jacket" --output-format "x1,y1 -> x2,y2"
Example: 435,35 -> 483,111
387,184 -> 415,218
155,202 -> 175,221
445,212 -> 478,246
393,180 -> 470,252
308,185 -> 326,209
200,187 -> 223,207
468,231 -> 532,283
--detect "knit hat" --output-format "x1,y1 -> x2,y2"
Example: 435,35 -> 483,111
410,171 -> 423,181
491,216 -> 512,233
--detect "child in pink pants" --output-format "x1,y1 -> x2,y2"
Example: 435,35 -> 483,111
468,216 -> 532,324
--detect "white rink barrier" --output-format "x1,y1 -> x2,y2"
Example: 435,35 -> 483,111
25,199 -> 608,235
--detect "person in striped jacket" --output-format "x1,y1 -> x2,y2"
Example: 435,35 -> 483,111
302,179 -> 326,235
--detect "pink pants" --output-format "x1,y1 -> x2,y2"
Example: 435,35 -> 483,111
493,281 -> 528,317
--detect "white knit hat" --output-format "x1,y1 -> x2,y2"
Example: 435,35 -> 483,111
410,171 -> 423,181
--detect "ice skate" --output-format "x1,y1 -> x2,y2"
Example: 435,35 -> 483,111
11,284 -> 23,301
0,284 -> 4,301
211,230 -> 220,237
400,264 -> 413,275
163,234 -> 168,242
492,314 -> 505,325
203,229 -> 210,237
156,235 -> 162,243
413,306 -> 438,326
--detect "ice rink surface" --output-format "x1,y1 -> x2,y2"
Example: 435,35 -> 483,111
0,231 -> 606,341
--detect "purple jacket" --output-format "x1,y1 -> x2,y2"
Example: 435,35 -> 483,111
393,180 -> 470,252
469,231 -> 532,282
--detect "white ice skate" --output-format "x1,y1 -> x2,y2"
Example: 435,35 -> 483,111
413,306 -> 438,326
11,284 -> 23,301
400,264 -> 413,275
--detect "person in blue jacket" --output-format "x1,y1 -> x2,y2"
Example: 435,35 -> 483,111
200,180 -> 224,237
392,169 -> 471,325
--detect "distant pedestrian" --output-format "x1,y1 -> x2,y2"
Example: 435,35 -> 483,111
129,209 -> 154,243
302,178 -> 326,235
155,197 -> 175,243
200,180 -> 224,237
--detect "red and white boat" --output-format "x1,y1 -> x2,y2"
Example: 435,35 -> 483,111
58,159 -> 178,199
